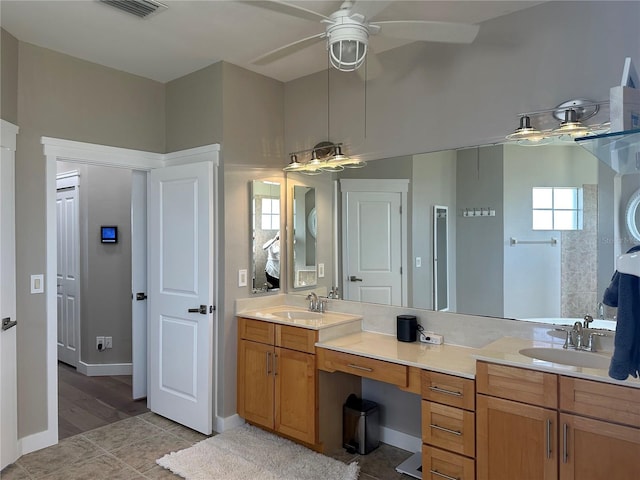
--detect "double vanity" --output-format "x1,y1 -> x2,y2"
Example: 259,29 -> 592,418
236,295 -> 640,480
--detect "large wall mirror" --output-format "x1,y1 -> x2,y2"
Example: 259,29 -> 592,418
252,180 -> 281,293
286,142 -> 636,329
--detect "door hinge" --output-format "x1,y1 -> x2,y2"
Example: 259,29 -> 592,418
210,305 -> 215,313
400,267 -> 403,275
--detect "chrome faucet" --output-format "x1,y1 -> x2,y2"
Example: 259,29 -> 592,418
571,321 -> 584,349
306,292 -> 318,312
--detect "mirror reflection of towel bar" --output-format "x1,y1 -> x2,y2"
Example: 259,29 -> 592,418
510,237 -> 557,246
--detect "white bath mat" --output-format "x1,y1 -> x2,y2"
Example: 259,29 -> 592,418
157,423 -> 359,480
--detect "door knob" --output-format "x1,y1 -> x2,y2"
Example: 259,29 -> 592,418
349,276 -> 363,282
188,305 -> 208,315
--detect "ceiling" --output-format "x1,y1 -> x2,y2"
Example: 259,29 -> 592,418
1,0 -> 543,83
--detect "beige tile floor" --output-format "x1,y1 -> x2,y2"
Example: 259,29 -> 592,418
1,413 -> 414,479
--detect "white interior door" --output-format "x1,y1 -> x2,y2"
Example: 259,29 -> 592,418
342,185 -> 405,306
56,177 -> 80,367
1,121 -> 19,469
148,161 -> 214,434
131,171 -> 147,400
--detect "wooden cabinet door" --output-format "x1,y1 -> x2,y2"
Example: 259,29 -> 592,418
237,339 -> 274,429
274,347 -> 317,444
477,395 -> 558,480
559,413 -> 640,480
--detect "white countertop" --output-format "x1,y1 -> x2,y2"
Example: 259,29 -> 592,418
316,330 -> 640,389
237,305 -> 362,330
316,331 -> 478,379
474,336 -> 640,389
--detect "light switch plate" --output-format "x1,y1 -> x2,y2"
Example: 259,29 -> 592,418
31,274 -> 44,294
415,257 -> 422,268
238,269 -> 247,287
318,263 -> 325,278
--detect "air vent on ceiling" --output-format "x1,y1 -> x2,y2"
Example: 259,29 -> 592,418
98,0 -> 168,19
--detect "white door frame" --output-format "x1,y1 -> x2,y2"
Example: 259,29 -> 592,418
340,179 -> 409,307
1,120 -> 20,468
34,137 -> 220,455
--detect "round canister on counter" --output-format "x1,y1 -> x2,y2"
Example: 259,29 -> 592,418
396,315 -> 417,342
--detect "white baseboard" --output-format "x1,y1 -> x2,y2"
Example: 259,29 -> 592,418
379,426 -> 421,453
214,414 -> 245,433
19,429 -> 57,456
77,361 -> 133,376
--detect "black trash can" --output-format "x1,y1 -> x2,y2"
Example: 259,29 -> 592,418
342,394 -> 380,454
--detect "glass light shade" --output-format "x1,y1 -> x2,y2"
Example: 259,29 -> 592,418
330,39 -> 367,71
506,115 -> 548,143
283,153 -> 303,172
327,22 -> 369,72
553,109 -> 591,139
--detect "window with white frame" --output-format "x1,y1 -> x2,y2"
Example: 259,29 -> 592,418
261,197 -> 280,230
532,187 -> 583,230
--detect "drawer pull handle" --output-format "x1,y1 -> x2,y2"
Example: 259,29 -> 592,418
429,386 -> 463,397
429,469 -> 460,480
546,418 -> 552,459
563,423 -> 569,464
429,423 -> 462,436
347,363 -> 373,372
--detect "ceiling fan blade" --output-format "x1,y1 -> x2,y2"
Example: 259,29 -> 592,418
349,1 -> 393,20
373,20 -> 480,44
238,1 -> 329,22
252,33 -> 325,66
357,47 -> 383,81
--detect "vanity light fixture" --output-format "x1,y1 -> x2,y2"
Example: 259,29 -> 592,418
284,142 -> 365,175
505,98 -> 609,146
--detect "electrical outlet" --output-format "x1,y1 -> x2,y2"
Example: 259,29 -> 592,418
96,336 -> 105,351
105,336 -> 113,349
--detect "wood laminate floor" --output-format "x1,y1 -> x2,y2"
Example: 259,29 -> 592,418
57,362 -> 149,440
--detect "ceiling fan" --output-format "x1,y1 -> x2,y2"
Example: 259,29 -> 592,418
244,0 -> 480,72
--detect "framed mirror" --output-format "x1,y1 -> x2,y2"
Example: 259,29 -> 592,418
433,205 -> 449,311
252,180 -> 281,292
292,185 -> 317,289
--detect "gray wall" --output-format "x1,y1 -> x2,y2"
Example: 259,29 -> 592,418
456,145 -> 504,317
1,28 -> 18,124
165,62 -> 223,152
15,42 -> 165,438
412,150 -> 458,311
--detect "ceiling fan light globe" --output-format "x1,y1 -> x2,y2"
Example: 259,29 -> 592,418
327,21 -> 369,71
330,39 -> 367,71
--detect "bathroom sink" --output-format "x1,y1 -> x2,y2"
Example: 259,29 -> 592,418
518,347 -> 611,369
270,310 -> 324,321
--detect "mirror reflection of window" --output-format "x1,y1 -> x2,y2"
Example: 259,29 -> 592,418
532,187 -> 583,230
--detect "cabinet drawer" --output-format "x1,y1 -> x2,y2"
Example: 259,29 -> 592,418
276,324 -> 317,354
476,361 -> 558,408
316,348 -> 408,387
422,370 -> 475,411
238,317 -> 275,344
422,401 -> 475,457
560,376 -> 640,428
422,445 -> 476,480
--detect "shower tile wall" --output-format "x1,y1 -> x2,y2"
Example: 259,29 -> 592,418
561,184 -> 598,318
